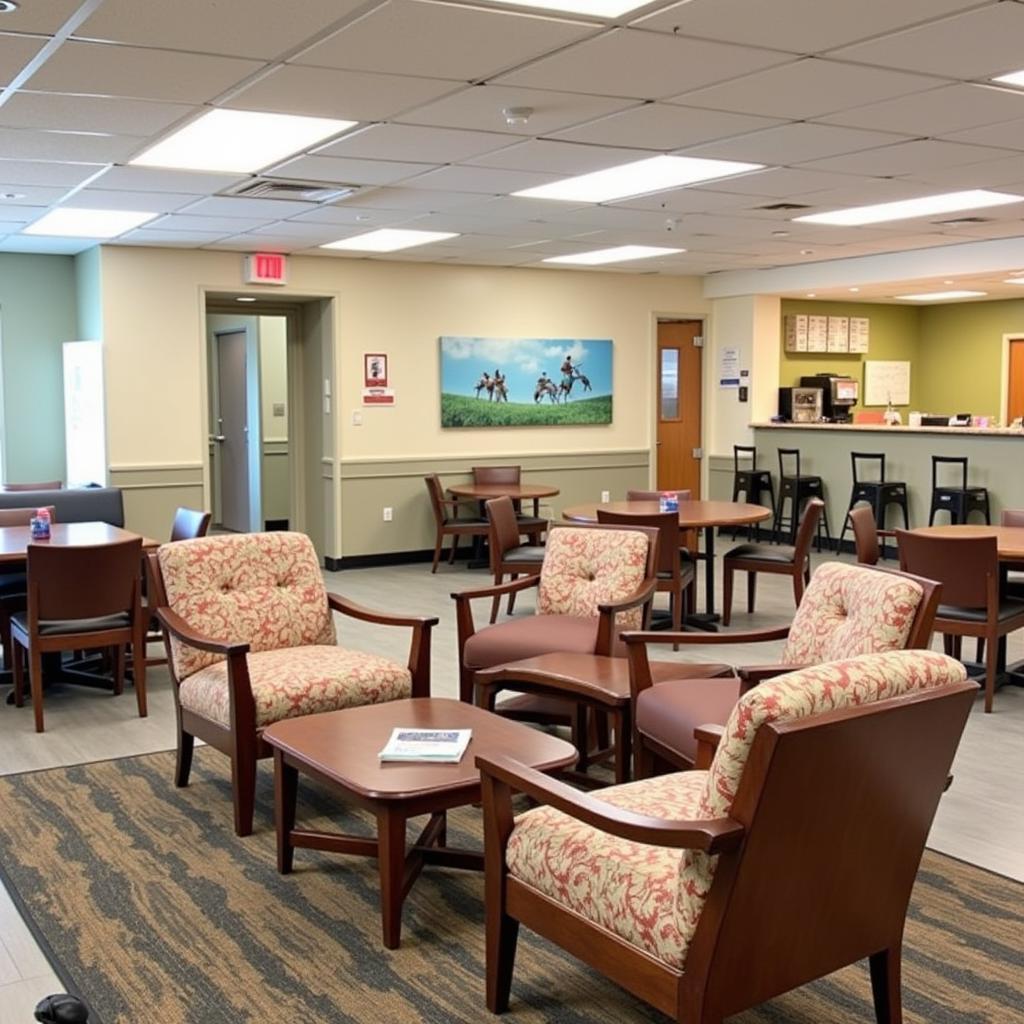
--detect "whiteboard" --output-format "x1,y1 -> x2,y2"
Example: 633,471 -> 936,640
864,360 -> 910,406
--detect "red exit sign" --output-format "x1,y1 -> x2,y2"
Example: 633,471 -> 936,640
243,252 -> 288,285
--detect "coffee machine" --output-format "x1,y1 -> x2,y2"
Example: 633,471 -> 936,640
800,374 -> 858,422
778,386 -> 823,423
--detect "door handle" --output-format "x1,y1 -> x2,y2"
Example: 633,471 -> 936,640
210,435 -> 226,442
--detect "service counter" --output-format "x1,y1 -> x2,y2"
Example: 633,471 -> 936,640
744,423 -> 1024,541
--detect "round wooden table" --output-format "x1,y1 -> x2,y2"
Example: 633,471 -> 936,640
561,500 -> 772,628
911,524 -> 1024,560
447,482 -> 560,511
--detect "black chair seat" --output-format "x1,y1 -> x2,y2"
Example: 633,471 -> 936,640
725,543 -> 796,564
514,515 -> 547,530
11,610 -> 132,637
0,573 -> 27,598
503,546 -> 546,564
442,516 -> 488,526
936,600 -> 1024,624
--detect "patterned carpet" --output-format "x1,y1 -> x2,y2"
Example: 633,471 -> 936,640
0,749 -> 1020,1024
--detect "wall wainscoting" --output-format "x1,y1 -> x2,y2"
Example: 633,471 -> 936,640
108,463 -> 205,541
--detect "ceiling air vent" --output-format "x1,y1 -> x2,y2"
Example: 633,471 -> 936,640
934,216 -> 991,225
755,202 -> 811,211
225,178 -> 357,203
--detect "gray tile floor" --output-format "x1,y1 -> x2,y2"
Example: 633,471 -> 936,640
0,550 -> 1021,1019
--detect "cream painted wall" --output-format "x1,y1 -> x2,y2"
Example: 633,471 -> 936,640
97,246 -> 709,552
259,316 -> 288,442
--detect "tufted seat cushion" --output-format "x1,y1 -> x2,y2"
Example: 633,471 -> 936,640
508,650 -> 967,967
178,646 -> 411,729
507,770 -> 706,969
779,561 -> 923,665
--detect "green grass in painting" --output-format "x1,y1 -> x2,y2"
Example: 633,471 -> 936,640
441,393 -> 612,427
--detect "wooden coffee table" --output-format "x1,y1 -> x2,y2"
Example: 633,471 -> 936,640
263,698 -> 577,949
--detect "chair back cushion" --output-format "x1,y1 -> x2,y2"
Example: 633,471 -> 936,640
536,526 -> 649,626
676,650 -> 967,946
779,562 -> 923,665
158,532 -> 335,680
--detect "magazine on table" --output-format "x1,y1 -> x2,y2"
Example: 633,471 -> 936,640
378,728 -> 472,763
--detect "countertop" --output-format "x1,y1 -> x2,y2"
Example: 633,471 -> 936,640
751,422 -> 1024,437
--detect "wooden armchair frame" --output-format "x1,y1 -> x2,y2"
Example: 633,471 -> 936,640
149,551 -> 437,836
478,679 -> 977,1023
452,522 -> 660,704
623,565 -> 943,774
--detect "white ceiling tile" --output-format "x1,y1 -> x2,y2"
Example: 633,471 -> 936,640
268,154 -> 434,186
202,235 -> 301,252
467,139 -> 647,174
182,195 -> 320,218
942,115 -> 1024,152
398,83 -> 635,135
0,203 -> 48,224
0,234 -> 95,254
0,91 -> 196,134
801,139 -> 1015,177
673,58 -> 941,119
70,189 -> 199,213
551,103 -> 782,150
614,185 -> 777,213
244,220 -> 347,241
311,186 -> 486,212
294,0 -> 598,82
0,0 -> 84,35
223,65 -> 459,121
819,83 -> 1024,136
148,213 -> 281,232
690,166 -> 866,198
25,41 -> 262,103
395,209 -> 565,236
288,205 -> 411,226
75,0 -> 370,60
0,183 -> 68,205
631,0 -> 982,55
88,166 -> 249,194
0,158 -> 103,187
495,28 -> 795,100
401,165 -> 558,193
315,124 -> 512,163
930,219 -> 1024,240
679,122 -> 911,164
907,154 -> 1024,190
832,5 -> 1024,81
0,32 -> 45,86
779,176 -> 958,209
0,127 -> 143,162
116,227 -> 234,245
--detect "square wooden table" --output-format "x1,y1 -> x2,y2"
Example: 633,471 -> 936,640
263,698 -> 577,949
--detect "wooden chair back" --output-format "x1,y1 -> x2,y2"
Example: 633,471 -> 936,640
473,465 -> 521,487
793,497 -> 824,560
2,481 -> 62,492
424,474 -> 447,524
170,507 -> 212,542
897,530 -> 995,609
485,496 -> 523,564
1001,508 -> 1024,527
849,504 -> 879,564
625,489 -> 692,502
0,506 -> 56,527
27,538 -> 142,623
596,508 -> 680,578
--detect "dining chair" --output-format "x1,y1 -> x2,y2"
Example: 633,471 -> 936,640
625,489 -> 698,587
849,504 -> 898,565
897,529 -> 1024,712
597,508 -> 694,642
477,650 -> 974,1023
472,466 -> 546,543
1001,509 -> 1024,599
721,498 -> 823,625
11,536 -> 146,733
484,497 -> 544,623
0,506 -> 56,670
1,481 -> 62,492
424,474 -> 489,572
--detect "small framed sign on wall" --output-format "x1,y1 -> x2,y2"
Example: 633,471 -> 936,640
365,353 -> 388,387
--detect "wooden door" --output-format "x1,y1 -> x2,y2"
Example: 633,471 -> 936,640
216,329 -> 251,532
1008,339 -> 1024,424
656,320 -> 703,496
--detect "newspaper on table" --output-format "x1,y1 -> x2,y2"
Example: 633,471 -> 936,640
378,728 -> 472,763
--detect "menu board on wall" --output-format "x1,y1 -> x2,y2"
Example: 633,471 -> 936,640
784,314 -> 809,352
848,316 -> 870,353
807,315 -> 828,352
826,316 -> 850,352
864,360 -> 911,406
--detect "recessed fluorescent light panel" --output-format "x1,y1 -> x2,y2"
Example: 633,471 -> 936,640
993,69 -> 1024,88
894,290 -> 987,301
321,228 -> 458,252
795,190 -> 1024,226
514,155 -> 763,203
23,208 -> 158,238
479,0 -> 657,16
1004,277 -> 1024,285
131,109 -> 357,174
543,245 -> 684,265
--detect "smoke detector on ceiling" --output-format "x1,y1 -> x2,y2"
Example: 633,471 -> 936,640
502,106 -> 534,127
0,2 -> 19,12
224,178 -> 357,203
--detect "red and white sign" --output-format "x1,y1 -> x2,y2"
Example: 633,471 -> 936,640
364,353 -> 388,387
362,388 -> 395,405
243,252 -> 288,285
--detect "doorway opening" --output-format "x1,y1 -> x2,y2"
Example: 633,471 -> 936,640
1007,336 -> 1024,425
655,319 -> 704,497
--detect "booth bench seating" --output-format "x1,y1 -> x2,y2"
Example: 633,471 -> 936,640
0,487 -> 124,526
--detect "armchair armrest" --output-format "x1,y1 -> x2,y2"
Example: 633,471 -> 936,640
737,662 -> 806,695
155,607 -> 250,657
327,593 -> 437,698
451,575 -> 541,649
595,577 -> 659,655
694,724 -> 725,769
476,753 -> 744,854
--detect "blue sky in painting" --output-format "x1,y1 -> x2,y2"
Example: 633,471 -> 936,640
440,337 -> 612,401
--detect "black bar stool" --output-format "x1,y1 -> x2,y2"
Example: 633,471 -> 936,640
772,448 -> 832,551
836,452 -> 909,554
928,455 -> 990,525
730,445 -> 775,540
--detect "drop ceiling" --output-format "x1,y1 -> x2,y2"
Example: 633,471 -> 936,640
3,0 -> 1024,294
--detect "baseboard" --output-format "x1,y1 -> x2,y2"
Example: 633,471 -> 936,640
326,549 -> 448,570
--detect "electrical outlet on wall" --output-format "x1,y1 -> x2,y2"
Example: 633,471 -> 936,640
382,507 -> 393,522
601,490 -> 610,502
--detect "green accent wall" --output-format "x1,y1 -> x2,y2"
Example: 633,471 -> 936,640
916,299 -> 1024,420
0,253 -> 76,484
74,246 -> 102,341
779,300 -> 921,411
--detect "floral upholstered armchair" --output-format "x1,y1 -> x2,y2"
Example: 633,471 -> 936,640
625,561 -> 942,774
478,650 -> 975,1023
150,532 -> 437,835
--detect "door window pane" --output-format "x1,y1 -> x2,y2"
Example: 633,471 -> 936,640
660,348 -> 680,420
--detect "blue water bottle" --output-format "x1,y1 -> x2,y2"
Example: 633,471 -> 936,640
30,507 -> 51,540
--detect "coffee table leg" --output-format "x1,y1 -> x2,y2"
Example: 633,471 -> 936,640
274,749 -> 298,875
378,807 -> 407,949
615,709 -> 631,785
